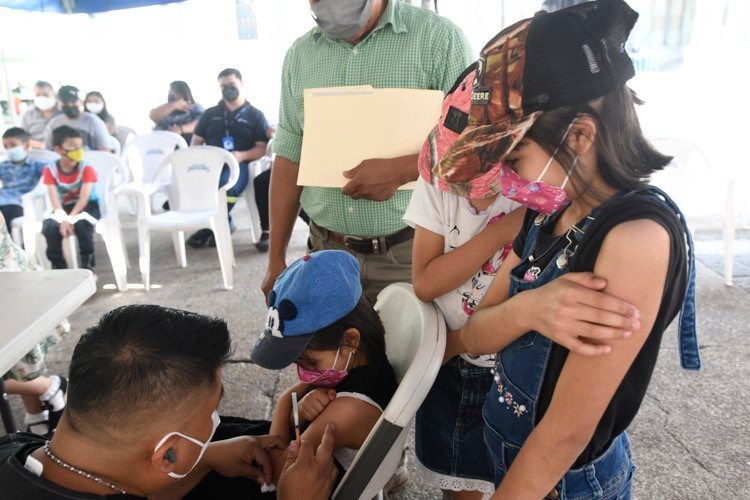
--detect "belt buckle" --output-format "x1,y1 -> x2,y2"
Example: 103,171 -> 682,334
342,235 -> 386,254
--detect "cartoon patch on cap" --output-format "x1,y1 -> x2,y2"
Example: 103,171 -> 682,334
262,290 -> 298,339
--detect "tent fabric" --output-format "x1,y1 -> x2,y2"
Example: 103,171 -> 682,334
0,0 -> 185,14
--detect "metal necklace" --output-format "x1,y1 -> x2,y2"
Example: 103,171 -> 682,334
43,442 -> 127,495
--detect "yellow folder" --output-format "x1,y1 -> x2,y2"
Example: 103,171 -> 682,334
297,85 -> 444,189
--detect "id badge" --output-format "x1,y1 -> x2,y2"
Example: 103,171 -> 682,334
222,135 -> 235,150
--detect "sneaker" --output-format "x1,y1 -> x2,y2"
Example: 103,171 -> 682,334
44,376 -> 68,433
383,450 -> 410,494
255,231 -> 269,253
187,229 -> 214,248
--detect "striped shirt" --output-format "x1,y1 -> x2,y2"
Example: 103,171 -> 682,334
274,0 -> 473,237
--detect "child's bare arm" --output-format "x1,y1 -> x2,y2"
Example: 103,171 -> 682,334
299,397 -> 380,452
67,182 -> 93,217
412,207 -> 525,302
47,184 -> 62,211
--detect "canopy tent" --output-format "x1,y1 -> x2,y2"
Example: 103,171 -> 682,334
0,0 -> 185,14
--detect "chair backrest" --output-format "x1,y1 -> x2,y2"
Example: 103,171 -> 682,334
122,131 -> 187,184
115,125 -> 137,153
27,148 -> 60,164
82,151 -> 127,217
332,283 -> 447,500
649,137 -> 723,220
154,146 -> 240,213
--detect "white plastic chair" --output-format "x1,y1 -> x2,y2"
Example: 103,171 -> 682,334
243,137 -> 274,244
118,130 -> 188,215
650,137 -> 735,286
115,125 -> 137,154
332,283 -> 447,500
137,146 -> 240,291
20,151 -> 129,291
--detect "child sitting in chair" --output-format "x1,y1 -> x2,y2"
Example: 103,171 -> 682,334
41,125 -> 99,271
251,250 -> 398,485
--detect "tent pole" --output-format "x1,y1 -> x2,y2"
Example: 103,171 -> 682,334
1,48 -> 20,127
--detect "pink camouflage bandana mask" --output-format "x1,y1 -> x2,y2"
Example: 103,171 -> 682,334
418,66 -> 506,200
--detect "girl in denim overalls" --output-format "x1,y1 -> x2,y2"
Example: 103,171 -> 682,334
429,1 -> 700,498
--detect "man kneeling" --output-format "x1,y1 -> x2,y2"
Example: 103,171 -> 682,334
0,305 -> 336,499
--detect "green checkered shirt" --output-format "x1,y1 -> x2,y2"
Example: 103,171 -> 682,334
274,0 -> 473,237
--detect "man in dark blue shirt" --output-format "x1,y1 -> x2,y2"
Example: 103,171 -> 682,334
190,68 -> 273,251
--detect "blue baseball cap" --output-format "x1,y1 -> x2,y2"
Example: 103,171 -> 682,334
251,250 -> 363,370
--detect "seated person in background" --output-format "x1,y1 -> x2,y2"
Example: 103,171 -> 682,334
0,127 -> 46,226
189,68 -> 273,251
41,126 -> 99,271
84,91 -> 117,136
251,250 -> 398,485
21,80 -> 61,149
150,80 -> 204,144
1,212 -> 69,438
44,86 -> 112,152
0,304 -> 337,500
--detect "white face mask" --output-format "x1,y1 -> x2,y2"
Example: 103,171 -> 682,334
85,102 -> 104,114
7,146 -> 28,163
154,410 -> 220,479
34,95 -> 56,111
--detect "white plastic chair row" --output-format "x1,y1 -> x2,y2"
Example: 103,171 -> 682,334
650,137 -> 735,286
332,283 -> 447,500
135,146 -> 240,291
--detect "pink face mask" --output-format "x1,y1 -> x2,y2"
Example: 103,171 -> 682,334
296,348 -> 352,388
500,122 -> 578,215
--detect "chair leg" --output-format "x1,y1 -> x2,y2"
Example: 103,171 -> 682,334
173,231 -> 187,268
138,224 -> 152,291
23,221 -> 37,258
211,217 -> 234,290
64,235 -> 79,268
100,221 -> 128,292
10,225 -> 22,246
244,184 -> 260,244
724,180 -> 735,287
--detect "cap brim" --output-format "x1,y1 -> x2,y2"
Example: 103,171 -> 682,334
250,331 -> 314,370
432,111 -> 541,198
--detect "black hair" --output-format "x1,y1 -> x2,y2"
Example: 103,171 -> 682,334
217,68 -> 242,82
34,80 -> 53,90
66,305 -> 231,434
524,85 -> 672,200
51,125 -> 82,148
2,127 -> 29,142
169,80 -> 195,103
305,295 -> 387,366
84,91 -> 112,122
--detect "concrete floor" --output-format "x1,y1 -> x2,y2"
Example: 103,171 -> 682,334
2,199 -> 749,499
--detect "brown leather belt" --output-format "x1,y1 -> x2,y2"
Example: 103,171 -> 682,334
325,226 -> 414,255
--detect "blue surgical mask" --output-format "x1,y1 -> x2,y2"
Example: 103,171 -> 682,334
7,146 -> 27,163
311,0 -> 373,40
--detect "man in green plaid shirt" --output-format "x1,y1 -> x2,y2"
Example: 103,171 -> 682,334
263,0 -> 473,302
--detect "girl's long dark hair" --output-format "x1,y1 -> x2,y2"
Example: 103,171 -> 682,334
170,80 -> 195,104
525,85 -> 672,200
306,295 -> 386,366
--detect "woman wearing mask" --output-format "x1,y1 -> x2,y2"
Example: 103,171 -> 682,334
150,80 -> 204,143
84,91 -> 117,136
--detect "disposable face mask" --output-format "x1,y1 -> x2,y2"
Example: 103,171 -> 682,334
297,347 -> 352,387
85,102 -> 104,114
154,410 -> 220,479
500,121 -> 578,215
7,146 -> 28,163
311,0 -> 373,40
63,148 -> 85,163
221,86 -> 240,102
34,95 -> 56,111
62,105 -> 80,119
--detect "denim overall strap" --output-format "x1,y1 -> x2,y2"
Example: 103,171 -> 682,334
621,187 -> 701,370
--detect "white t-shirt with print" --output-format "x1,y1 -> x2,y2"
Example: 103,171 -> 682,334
403,177 -> 520,366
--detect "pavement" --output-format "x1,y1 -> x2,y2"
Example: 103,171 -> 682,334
2,199 -> 749,499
